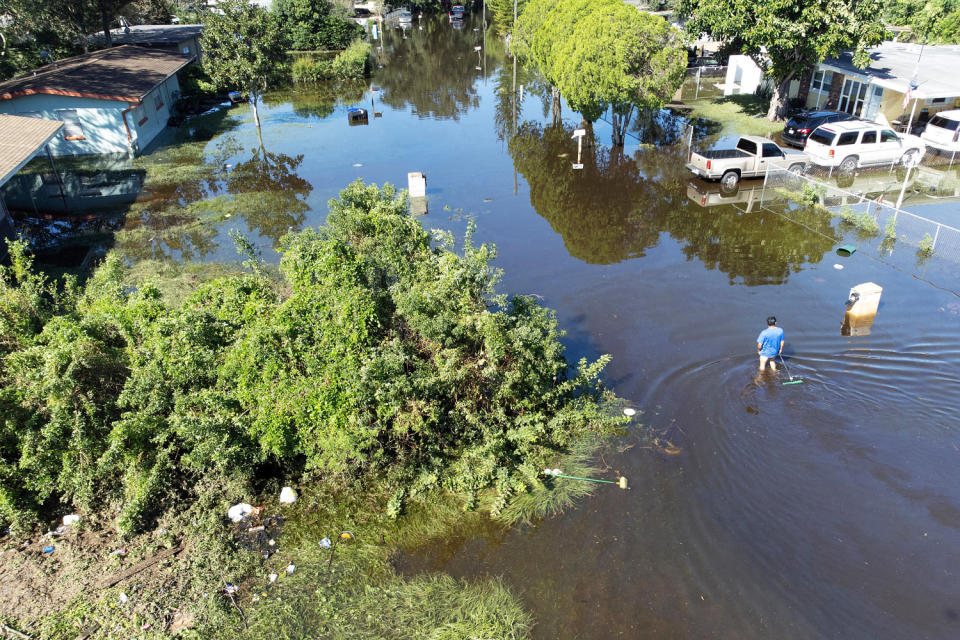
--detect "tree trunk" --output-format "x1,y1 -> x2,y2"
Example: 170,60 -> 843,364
99,1 -> 113,48
551,86 -> 562,127
766,73 -> 795,122
251,94 -> 261,130
611,104 -> 634,148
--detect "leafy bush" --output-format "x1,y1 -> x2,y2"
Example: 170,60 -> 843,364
838,205 -> 879,235
292,42 -> 371,82
0,181 -> 623,534
797,182 -> 825,206
918,232 -> 935,257
274,0 -> 364,51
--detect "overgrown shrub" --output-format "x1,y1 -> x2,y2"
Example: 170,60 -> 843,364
274,0 -> 364,50
292,41 -> 371,82
0,180 -> 623,534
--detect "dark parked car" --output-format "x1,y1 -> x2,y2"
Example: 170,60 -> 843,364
782,110 -> 857,148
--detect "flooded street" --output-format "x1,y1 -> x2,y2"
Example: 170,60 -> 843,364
11,15 -> 960,638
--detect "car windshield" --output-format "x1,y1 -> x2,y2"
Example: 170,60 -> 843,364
930,115 -> 960,131
808,129 -> 835,146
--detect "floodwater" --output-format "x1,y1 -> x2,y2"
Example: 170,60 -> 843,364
10,14 -> 960,639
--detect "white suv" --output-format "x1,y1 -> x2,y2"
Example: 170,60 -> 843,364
805,121 -> 926,172
920,110 -> 960,153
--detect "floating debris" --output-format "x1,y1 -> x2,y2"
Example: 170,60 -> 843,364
623,408 -> 636,417
279,487 -> 298,504
228,503 -> 253,523
833,264 -> 844,270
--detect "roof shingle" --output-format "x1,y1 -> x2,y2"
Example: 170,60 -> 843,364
0,115 -> 63,187
0,45 -> 194,104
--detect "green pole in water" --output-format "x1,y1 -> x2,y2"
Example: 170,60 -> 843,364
779,355 -> 803,385
545,469 -> 628,489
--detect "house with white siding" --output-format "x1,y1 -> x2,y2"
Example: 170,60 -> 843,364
0,46 -> 194,157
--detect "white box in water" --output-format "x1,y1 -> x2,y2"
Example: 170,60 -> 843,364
847,282 -> 882,317
407,172 -> 426,198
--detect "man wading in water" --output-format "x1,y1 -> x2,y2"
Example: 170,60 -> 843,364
757,316 -> 784,371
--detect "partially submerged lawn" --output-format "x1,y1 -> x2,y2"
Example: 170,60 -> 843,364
683,94 -> 783,136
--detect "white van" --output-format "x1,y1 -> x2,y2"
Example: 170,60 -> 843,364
920,110 -> 960,153
805,121 -> 926,172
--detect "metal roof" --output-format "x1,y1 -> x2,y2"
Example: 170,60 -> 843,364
0,115 -> 63,187
822,42 -> 960,99
0,45 -> 194,104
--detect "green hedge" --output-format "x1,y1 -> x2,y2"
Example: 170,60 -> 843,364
0,180 -> 622,535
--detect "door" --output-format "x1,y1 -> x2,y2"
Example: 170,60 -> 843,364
838,78 -> 868,115
862,85 -> 884,122
877,129 -> 903,165
858,129 -> 882,165
758,142 -> 785,176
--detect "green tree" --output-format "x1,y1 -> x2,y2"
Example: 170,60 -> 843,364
488,0 -> 526,35
549,0 -> 685,146
202,0 -> 284,130
680,0 -> 886,121
273,0 -> 362,51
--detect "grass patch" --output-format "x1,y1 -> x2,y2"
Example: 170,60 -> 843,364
683,95 -> 781,136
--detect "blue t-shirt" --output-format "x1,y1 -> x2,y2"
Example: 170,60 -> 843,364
757,326 -> 784,357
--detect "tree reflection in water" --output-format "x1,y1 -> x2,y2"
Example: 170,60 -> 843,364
509,121 -> 841,284
375,15 -> 493,121
227,145 -> 312,241
117,135 -> 312,262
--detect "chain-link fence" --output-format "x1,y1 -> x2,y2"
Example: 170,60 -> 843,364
675,65 -> 728,102
757,162 -> 960,272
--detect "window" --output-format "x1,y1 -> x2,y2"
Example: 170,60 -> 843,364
55,109 -> 85,141
930,115 -> 960,131
809,129 -> 836,146
837,132 -> 859,145
810,70 -> 834,93
736,139 -> 758,155
880,130 -> 900,142
929,97 -> 947,105
762,143 -> 784,158
861,131 -> 878,144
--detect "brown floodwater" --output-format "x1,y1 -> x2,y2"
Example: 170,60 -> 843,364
8,14 -> 960,638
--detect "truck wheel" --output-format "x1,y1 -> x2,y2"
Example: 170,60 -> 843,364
720,170 -> 740,192
838,156 -> 858,174
787,163 -> 806,187
899,149 -> 920,168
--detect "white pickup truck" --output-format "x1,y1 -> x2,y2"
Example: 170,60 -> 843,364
685,135 -> 809,190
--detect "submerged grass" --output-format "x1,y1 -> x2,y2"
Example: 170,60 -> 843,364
495,438 -> 603,527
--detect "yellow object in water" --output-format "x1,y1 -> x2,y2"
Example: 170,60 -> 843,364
619,477 -> 628,489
